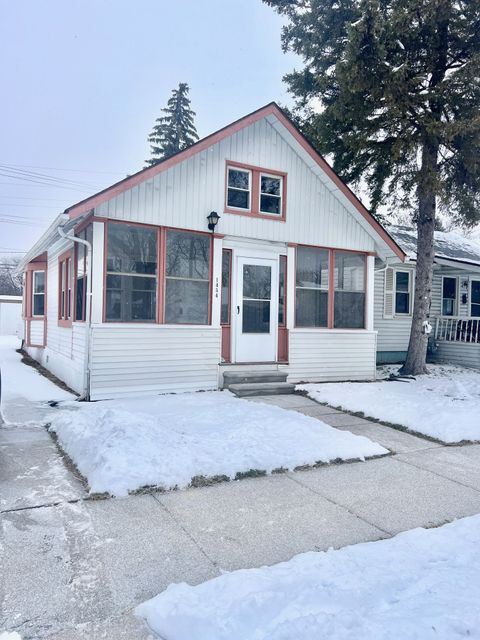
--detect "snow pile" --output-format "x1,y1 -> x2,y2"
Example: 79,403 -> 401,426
48,392 -> 386,496
0,633 -> 22,640
299,364 -> 480,443
136,515 -> 480,640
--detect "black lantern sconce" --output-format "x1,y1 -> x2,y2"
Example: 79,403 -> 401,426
207,211 -> 220,232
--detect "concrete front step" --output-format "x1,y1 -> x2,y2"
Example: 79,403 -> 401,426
223,370 -> 287,388
228,382 -> 296,397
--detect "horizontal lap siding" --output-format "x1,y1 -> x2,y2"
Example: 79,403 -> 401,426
432,342 -> 480,369
287,331 -> 377,382
374,269 -> 413,352
96,119 -> 375,253
89,326 -> 221,400
29,319 -> 44,345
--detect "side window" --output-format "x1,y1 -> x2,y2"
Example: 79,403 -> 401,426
471,280 -> 480,317
333,252 -> 365,328
221,249 -> 232,325
32,271 -> 45,316
442,277 -> 457,316
395,271 -> 411,315
59,255 -> 72,322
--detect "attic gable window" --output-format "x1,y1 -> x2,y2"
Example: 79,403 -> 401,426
225,161 -> 286,220
227,167 -> 251,210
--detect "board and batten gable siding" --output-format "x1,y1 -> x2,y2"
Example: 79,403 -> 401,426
94,117 -> 376,253
89,326 -> 221,400
287,330 -> 377,382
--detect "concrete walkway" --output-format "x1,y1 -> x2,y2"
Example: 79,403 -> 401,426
3,394 -> 480,639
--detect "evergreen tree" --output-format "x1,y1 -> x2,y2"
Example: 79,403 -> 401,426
265,0 -> 480,375
146,83 -> 198,166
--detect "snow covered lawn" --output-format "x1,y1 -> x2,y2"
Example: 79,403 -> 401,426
48,392 -> 387,496
136,515 -> 480,640
299,364 -> 480,444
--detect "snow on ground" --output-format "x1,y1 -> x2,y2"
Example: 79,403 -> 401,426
136,515 -> 480,640
48,392 -> 387,497
0,336 -> 73,424
299,364 -> 480,444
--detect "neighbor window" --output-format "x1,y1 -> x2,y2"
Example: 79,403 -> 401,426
471,280 -> 480,317
105,223 -> 157,322
295,247 -> 329,327
395,271 -> 411,315
260,174 -> 282,215
165,230 -> 210,324
227,167 -> 250,210
334,252 -> 365,328
32,271 -> 45,317
58,254 -> 72,322
442,277 -> 457,317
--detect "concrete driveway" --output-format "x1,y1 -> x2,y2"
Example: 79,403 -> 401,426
2,394 -> 480,639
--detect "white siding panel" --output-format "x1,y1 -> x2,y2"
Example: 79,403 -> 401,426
96,119 -> 375,253
89,326 -> 221,400
29,319 -> 44,345
288,330 -> 377,382
432,342 -> 480,369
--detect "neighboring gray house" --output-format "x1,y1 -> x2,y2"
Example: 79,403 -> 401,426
375,225 -> 480,369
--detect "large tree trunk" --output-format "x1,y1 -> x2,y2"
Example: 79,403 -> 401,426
400,141 -> 438,376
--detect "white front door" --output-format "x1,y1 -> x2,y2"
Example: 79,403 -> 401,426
234,256 -> 278,362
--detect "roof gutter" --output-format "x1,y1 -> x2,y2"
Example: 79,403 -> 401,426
57,225 -> 92,401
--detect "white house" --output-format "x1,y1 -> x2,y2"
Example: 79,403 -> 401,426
0,295 -> 22,336
18,103 -> 405,399
375,225 -> 480,369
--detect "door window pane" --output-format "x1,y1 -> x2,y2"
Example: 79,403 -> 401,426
334,252 -> 365,328
243,265 -> 271,299
243,300 -> 270,333
442,277 -> 457,316
165,230 -> 210,325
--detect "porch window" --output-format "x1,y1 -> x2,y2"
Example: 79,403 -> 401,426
59,254 -> 72,322
395,271 -> 411,315
221,249 -> 232,325
227,167 -> 250,210
32,271 -> 45,317
105,223 -> 157,322
295,247 -> 329,327
165,230 -> 210,324
471,280 -> 480,317
442,277 -> 457,317
259,174 -> 282,215
75,225 -> 92,322
333,252 -> 365,328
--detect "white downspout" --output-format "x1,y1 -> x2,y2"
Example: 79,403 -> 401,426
58,224 -> 92,401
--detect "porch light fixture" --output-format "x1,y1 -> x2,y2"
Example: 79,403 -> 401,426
207,210 -> 220,232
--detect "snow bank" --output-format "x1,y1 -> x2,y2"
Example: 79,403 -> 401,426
136,515 -> 480,640
48,392 -> 386,496
299,364 -> 480,443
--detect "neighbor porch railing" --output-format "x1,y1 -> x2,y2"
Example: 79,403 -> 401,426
435,316 -> 480,343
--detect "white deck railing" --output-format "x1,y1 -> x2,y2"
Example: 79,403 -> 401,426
435,316 -> 480,343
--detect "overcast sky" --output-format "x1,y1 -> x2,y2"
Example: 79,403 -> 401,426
0,0 -> 298,256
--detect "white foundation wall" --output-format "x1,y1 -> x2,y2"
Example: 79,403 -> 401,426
287,330 -> 377,382
89,325 -> 221,400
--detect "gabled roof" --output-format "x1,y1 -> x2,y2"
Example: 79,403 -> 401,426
388,225 -> 480,268
64,102 -> 405,260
